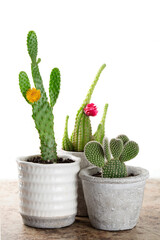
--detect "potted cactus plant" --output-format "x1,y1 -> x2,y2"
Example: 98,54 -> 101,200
62,64 -> 108,216
79,135 -> 149,231
17,31 -> 80,229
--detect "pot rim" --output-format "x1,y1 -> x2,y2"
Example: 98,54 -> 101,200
79,166 -> 149,184
60,150 -> 84,154
16,153 -> 80,168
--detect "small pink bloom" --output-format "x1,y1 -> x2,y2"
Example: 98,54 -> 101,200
84,103 -> 98,117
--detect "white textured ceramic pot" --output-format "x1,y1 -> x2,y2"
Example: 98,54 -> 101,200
79,166 -> 149,231
17,153 -> 80,229
61,150 -> 91,217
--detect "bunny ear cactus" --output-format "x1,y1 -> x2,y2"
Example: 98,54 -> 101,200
84,135 -> 139,178
19,31 -> 61,162
62,64 -> 108,152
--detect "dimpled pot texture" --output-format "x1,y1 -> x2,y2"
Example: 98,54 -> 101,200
79,166 -> 149,231
17,153 -> 80,229
61,150 -> 91,217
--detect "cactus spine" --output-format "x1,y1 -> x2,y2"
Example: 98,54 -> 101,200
84,135 -> 139,178
62,64 -> 108,152
19,31 -> 60,162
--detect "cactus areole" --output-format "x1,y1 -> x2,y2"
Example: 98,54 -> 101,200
19,31 -> 61,162
84,135 -> 139,178
62,64 -> 109,152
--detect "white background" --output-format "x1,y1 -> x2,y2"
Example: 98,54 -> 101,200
0,0 -> 160,179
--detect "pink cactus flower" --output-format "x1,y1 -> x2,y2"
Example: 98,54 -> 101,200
84,103 -> 98,117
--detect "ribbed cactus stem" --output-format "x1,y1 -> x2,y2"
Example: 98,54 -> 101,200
62,116 -> 74,151
93,103 -> 108,143
68,64 -> 106,152
64,116 -> 70,138
75,64 -> 106,119
83,64 -> 106,107
101,103 -> 108,125
72,112 -> 92,151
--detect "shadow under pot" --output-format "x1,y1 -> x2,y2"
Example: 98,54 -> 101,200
79,165 -> 149,231
17,154 -> 80,229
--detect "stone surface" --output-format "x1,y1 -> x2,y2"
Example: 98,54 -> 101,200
0,179 -> 160,240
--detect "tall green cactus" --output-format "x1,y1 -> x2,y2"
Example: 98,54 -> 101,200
93,103 -> 109,143
62,64 -> 108,152
19,31 -> 60,162
84,135 -> 139,178
62,116 -> 74,151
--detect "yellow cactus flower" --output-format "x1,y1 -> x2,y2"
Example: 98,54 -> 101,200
26,88 -> 41,103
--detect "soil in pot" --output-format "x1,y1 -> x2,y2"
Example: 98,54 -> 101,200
92,172 -> 136,177
27,156 -> 74,164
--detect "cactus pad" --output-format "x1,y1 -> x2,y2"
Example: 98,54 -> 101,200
110,138 -> 123,159
120,141 -> 139,162
49,68 -> 61,108
84,141 -> 105,167
103,159 -> 127,178
117,134 -> 129,145
19,71 -> 31,102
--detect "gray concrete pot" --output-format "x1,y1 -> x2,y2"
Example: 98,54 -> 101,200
61,150 -> 91,217
79,165 -> 149,231
17,153 -> 80,229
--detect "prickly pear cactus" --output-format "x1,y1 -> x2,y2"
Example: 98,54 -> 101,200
19,31 -> 61,162
84,135 -> 139,178
62,64 -> 108,152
